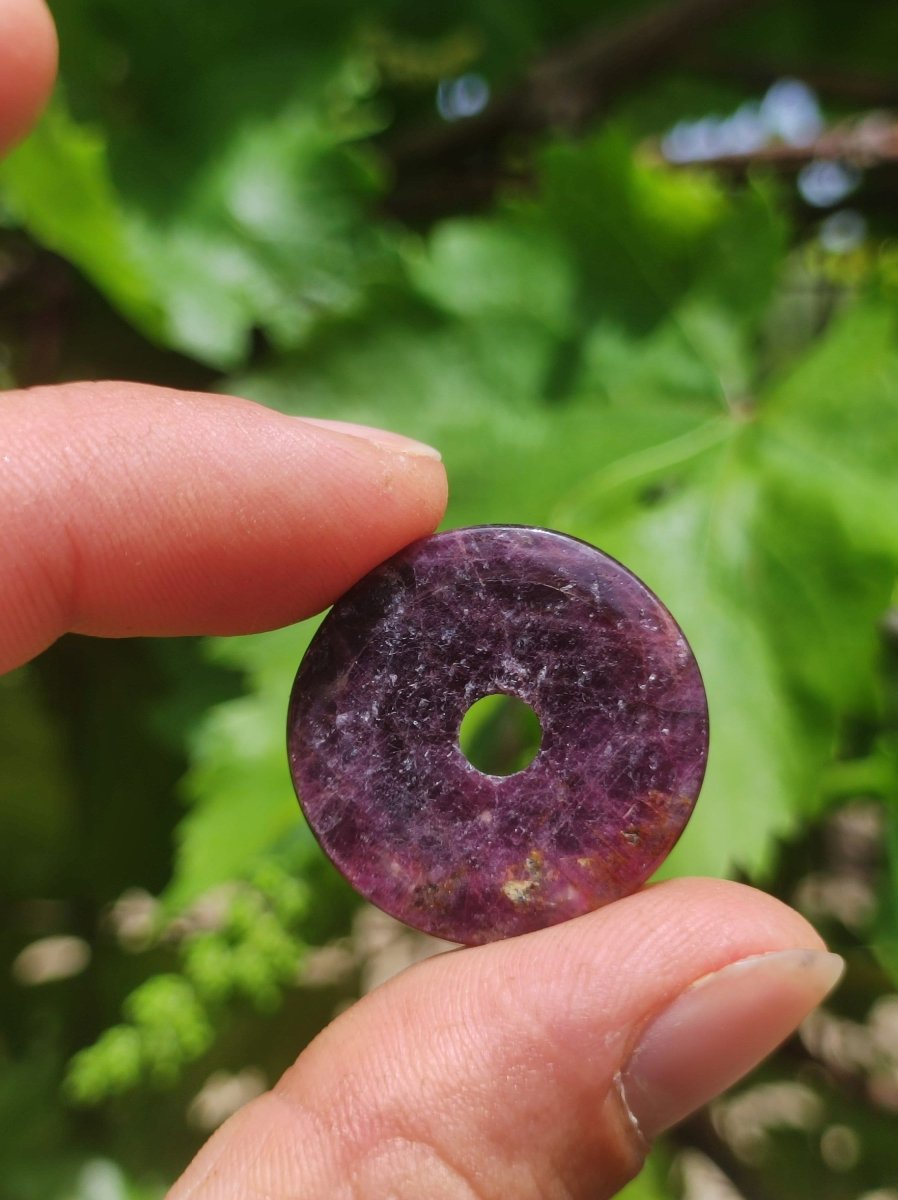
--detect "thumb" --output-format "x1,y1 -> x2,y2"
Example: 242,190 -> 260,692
168,878 -> 841,1200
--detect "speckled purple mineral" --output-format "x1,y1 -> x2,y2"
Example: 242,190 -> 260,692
287,526 -> 708,945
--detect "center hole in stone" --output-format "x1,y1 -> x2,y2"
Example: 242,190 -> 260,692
458,693 -> 542,776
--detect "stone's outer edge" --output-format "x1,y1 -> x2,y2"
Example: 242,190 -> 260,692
287,526 -> 709,946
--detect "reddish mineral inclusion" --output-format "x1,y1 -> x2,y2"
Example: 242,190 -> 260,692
287,526 -> 708,945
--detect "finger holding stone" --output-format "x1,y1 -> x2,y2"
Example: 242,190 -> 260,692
0,0 -> 57,154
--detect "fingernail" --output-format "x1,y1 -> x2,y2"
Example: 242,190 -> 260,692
619,949 -> 845,1139
299,417 -> 442,461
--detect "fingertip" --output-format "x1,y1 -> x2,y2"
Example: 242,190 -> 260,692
0,0 -> 58,155
0,381 -> 448,671
298,417 -> 444,462
619,945 -> 844,1138
616,876 -> 828,966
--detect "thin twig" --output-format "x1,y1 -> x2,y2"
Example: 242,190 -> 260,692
383,0 -> 772,223
655,115 -> 898,173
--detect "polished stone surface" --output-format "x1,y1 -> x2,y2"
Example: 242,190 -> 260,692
288,526 -> 708,944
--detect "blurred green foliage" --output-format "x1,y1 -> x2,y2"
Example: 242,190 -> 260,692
3,0 -> 898,1195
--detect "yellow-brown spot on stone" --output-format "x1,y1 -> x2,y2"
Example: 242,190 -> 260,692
525,849 -> 544,878
502,879 -> 536,904
412,871 -> 466,912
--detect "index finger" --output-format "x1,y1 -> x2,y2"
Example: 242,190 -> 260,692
0,0 -> 57,154
1,381 -> 447,673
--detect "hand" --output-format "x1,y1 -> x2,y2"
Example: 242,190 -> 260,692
1,4 -> 842,1197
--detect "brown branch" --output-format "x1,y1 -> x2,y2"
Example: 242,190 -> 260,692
654,115 -> 898,172
526,0 -> 769,129
382,0 -> 772,223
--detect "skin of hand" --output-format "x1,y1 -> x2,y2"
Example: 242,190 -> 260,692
1,3 -> 844,1198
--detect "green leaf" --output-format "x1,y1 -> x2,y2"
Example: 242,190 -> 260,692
165,625 -> 321,912
762,300 -> 898,560
1,83 -> 390,367
118,105 -> 391,367
67,975 -> 214,1100
66,1027 -> 144,1104
556,429 -> 818,880
407,217 -> 573,333
538,131 -> 728,333
0,105 -> 165,341
554,305 -> 898,879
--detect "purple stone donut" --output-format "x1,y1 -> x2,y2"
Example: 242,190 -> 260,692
287,526 -> 708,945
